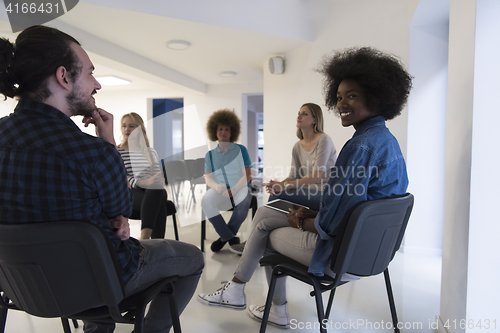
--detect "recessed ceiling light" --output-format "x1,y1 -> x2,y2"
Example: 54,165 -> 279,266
166,40 -> 191,50
95,76 -> 131,86
220,71 -> 237,78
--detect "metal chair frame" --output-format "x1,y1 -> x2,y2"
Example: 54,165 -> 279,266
258,193 -> 414,333
0,221 -> 182,333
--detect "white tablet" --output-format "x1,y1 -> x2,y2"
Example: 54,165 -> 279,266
264,199 -> 309,214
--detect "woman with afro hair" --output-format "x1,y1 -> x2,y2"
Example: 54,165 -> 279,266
202,109 -> 253,253
197,47 -> 411,329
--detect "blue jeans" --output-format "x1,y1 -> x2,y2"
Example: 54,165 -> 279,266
201,187 -> 252,242
269,187 -> 323,211
83,239 -> 204,333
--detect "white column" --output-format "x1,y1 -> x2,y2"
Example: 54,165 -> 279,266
466,0 -> 500,327
406,0 -> 449,255
439,0 -> 500,331
439,0 -> 476,331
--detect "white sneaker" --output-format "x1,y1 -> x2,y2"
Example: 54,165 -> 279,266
248,302 -> 290,329
197,281 -> 246,310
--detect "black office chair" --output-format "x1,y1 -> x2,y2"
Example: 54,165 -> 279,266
0,221 -> 181,333
185,158 -> 206,213
258,193 -> 414,333
163,160 -> 191,208
0,307 -> 6,333
200,191 -> 258,252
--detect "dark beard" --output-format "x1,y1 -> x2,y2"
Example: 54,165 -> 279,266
67,89 -> 97,117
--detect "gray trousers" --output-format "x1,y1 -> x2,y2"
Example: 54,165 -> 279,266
234,206 -> 318,305
201,186 -> 252,242
84,239 -> 204,333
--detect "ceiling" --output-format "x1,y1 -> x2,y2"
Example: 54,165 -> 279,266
0,0 -> 331,94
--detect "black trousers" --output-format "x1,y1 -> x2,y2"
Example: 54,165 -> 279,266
131,188 -> 168,239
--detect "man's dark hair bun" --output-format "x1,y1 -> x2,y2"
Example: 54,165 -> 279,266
0,37 -> 17,99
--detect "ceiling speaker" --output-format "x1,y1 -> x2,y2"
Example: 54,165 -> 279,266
269,56 -> 285,75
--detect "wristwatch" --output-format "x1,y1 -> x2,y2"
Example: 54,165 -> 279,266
298,217 -> 304,231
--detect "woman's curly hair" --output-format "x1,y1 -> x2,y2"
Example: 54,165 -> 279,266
206,109 -> 241,142
318,47 -> 412,120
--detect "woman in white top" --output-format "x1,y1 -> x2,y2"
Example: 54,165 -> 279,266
117,112 -> 168,240
265,103 -> 337,210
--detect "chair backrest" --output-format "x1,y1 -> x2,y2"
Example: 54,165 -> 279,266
0,221 -> 125,318
163,160 -> 190,184
184,160 -> 194,178
330,193 -> 414,277
183,158 -> 206,180
192,158 -> 206,179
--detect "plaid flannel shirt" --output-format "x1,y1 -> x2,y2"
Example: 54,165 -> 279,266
0,99 -> 141,283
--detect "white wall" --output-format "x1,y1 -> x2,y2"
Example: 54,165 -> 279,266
263,0 -> 412,188
0,98 -> 19,119
63,81 -> 261,159
466,0 -> 500,326
439,1 -> 500,331
406,0 -> 449,255
183,82 -> 263,159
439,0 -> 476,331
84,89 -> 170,141
3,0 -> 498,329
0,90 -> 157,146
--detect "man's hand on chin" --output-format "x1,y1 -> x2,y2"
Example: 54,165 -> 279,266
82,108 -> 116,146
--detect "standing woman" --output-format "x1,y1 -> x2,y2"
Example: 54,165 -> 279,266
117,112 -> 167,240
265,103 -> 336,210
202,109 -> 253,253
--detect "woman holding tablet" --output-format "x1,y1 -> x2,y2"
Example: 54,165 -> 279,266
265,103 -> 336,211
197,47 -> 411,329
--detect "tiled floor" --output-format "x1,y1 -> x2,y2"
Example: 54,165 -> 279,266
4,185 -> 442,333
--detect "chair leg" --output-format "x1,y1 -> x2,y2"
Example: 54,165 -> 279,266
310,279 -> 328,333
168,286 -> 182,333
325,288 -> 337,320
0,308 -> 7,333
251,196 -> 257,218
172,213 -> 179,241
190,184 -> 197,204
384,269 -> 400,333
201,217 -> 206,252
170,185 -> 179,210
174,183 -> 181,206
133,292 -> 151,333
61,318 -> 72,333
186,184 -> 196,213
259,270 -> 281,333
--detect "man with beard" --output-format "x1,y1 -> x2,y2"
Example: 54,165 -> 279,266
0,25 -> 204,333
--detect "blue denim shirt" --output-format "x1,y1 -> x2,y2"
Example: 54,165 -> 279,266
205,143 -> 252,189
309,116 -> 409,275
